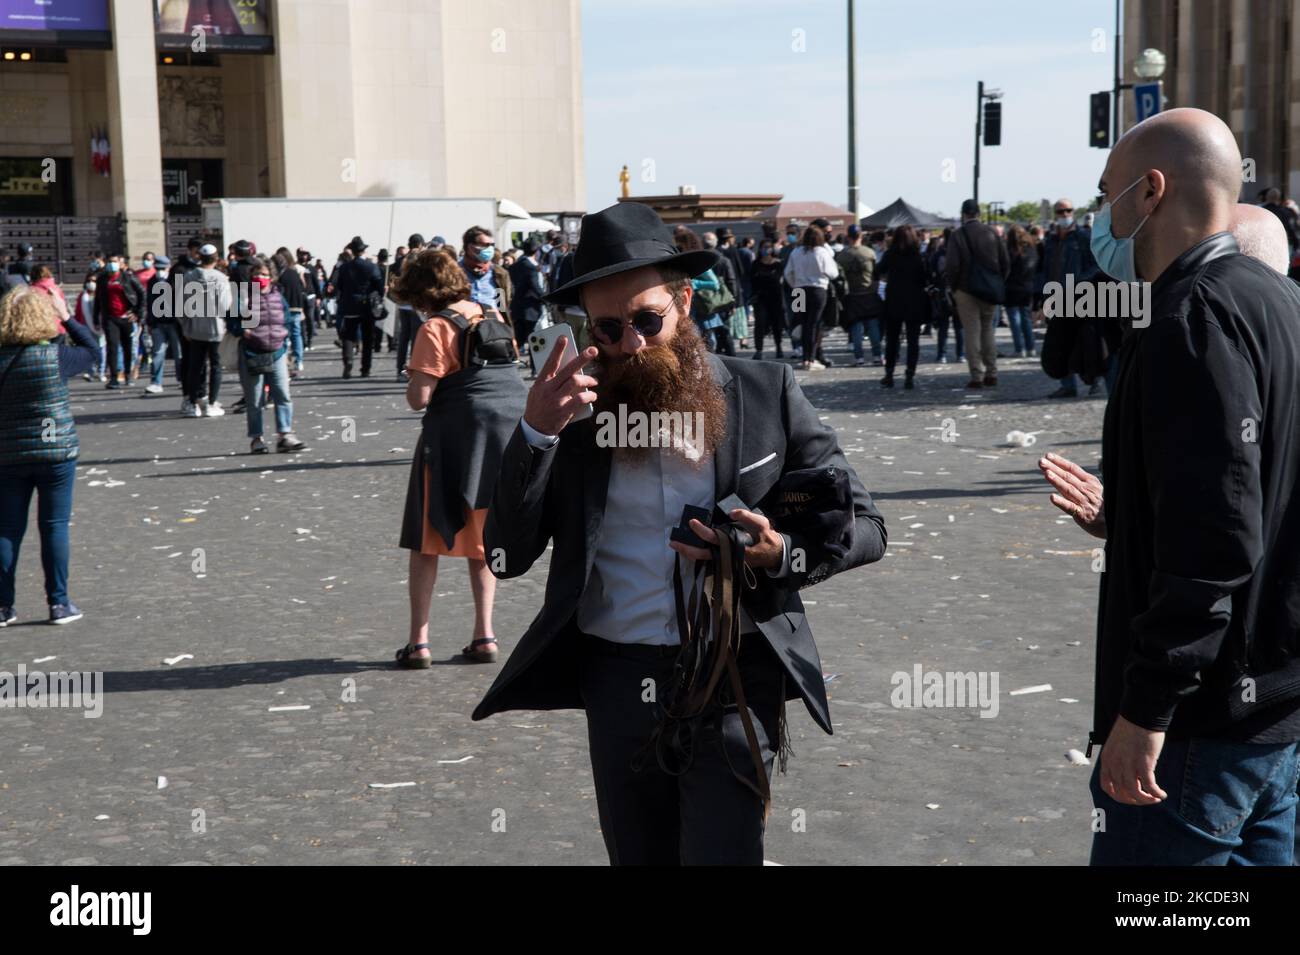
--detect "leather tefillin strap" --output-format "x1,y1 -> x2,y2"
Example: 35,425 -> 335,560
634,518 -> 774,820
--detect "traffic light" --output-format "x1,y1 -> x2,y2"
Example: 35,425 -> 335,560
1090,92 -> 1111,148
982,101 -> 1001,146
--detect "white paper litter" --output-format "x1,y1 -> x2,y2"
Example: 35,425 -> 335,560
157,776 -> 168,790
267,705 -> 311,712
436,755 -> 475,765
163,654 -> 193,666
925,803 -> 941,810
368,781 -> 417,789
1009,684 -> 1053,696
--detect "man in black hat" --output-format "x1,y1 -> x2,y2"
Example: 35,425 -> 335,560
472,202 -> 887,865
334,235 -> 384,378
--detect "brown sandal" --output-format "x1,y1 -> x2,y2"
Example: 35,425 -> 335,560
461,637 -> 498,663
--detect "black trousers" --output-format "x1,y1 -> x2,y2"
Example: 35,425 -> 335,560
885,311 -> 923,378
105,315 -> 135,381
578,632 -> 782,865
752,296 -> 785,355
184,340 -> 222,403
341,314 -> 376,375
797,286 -> 828,359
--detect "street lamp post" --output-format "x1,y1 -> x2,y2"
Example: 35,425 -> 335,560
847,0 -> 858,219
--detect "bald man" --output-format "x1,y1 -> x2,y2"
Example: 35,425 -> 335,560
1232,202 -> 1290,275
1038,108 -> 1300,865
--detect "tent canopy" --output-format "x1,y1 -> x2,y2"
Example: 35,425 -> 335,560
859,198 -> 955,230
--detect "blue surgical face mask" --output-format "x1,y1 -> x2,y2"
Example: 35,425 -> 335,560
476,246 -> 494,263
1090,175 -> 1151,283
107,262 -> 121,273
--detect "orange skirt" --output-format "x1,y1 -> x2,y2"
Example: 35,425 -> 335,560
420,464 -> 488,558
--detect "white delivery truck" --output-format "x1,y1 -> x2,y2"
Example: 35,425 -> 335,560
200,196 -> 559,260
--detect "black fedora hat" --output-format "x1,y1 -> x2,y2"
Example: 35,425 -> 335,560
544,203 -> 719,306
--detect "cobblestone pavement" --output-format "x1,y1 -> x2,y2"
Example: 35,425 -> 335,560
0,327 -> 1110,865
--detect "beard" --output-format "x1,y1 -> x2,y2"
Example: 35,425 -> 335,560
592,317 -> 728,466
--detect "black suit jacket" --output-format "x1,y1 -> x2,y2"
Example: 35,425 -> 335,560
472,354 -> 887,733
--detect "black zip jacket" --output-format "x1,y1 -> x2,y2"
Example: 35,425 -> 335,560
1093,232 -> 1300,749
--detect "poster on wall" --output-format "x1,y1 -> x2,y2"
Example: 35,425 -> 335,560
155,0 -> 273,53
0,0 -> 111,47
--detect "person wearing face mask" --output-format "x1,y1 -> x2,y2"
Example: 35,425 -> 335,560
73,275 -> 106,381
460,225 -> 514,317
1038,108 -> 1300,867
1036,199 -> 1101,398
749,239 -> 786,360
92,256 -> 146,389
227,256 -> 307,454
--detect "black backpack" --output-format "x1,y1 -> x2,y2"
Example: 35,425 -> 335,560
436,308 -> 517,368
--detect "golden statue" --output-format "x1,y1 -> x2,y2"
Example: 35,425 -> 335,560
619,164 -> 630,199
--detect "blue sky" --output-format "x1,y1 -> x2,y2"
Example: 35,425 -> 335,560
582,0 -> 1122,217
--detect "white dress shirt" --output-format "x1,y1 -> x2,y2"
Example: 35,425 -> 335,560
518,418 -> 788,645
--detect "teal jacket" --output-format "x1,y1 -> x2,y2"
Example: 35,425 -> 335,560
0,343 -> 79,465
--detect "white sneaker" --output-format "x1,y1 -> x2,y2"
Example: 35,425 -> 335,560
204,401 -> 226,417
808,360 -> 826,371
145,383 -> 163,394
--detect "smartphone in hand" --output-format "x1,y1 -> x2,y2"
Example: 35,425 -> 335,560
528,323 -> 594,421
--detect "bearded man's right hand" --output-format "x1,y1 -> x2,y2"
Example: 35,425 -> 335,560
523,338 -> 599,437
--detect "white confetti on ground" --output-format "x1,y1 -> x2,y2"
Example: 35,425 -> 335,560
436,756 -> 475,765
163,654 -> 193,666
368,782 -> 417,790
268,705 -> 311,712
1009,684 -> 1053,696
157,776 -> 168,790
33,655 -> 56,664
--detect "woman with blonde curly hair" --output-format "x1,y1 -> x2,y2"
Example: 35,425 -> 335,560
0,287 -> 98,626
390,246 -> 526,667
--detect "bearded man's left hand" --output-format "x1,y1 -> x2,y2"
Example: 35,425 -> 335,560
668,508 -> 784,570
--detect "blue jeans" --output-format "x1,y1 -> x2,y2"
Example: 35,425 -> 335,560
239,351 -> 293,438
1006,305 -> 1035,354
149,323 -> 182,386
0,460 -> 78,607
285,309 -> 304,368
1090,736 -> 1300,865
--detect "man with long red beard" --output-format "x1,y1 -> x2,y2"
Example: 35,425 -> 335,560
473,203 -> 887,865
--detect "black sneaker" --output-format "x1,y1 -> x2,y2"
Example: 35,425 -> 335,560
0,606 -> 15,627
1047,385 -> 1078,399
49,602 -> 83,625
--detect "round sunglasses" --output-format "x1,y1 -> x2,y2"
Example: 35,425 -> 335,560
588,300 -> 674,346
